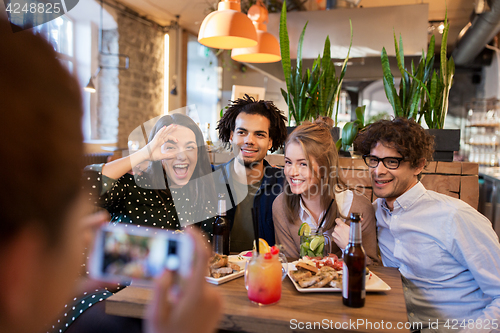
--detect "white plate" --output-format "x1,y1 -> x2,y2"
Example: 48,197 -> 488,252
287,261 -> 391,293
205,255 -> 247,285
238,250 -> 254,258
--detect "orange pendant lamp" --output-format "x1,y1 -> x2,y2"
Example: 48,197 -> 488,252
231,0 -> 281,63
198,0 -> 258,50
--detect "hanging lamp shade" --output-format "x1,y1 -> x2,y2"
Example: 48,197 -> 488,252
84,77 -> 96,93
231,1 -> 281,63
198,0 -> 258,50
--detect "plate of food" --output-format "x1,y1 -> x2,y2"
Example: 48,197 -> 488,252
288,256 -> 391,293
205,253 -> 248,285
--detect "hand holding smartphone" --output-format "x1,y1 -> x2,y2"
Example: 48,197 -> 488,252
89,224 -> 194,284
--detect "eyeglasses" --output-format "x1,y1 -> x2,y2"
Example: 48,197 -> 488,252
363,155 -> 405,170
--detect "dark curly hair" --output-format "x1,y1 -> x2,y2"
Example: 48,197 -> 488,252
217,94 -> 288,152
354,117 -> 434,168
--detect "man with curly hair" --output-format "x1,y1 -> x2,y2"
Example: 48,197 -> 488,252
214,95 -> 287,250
355,118 -> 500,332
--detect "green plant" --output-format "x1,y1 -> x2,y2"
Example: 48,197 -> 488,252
279,3 -> 321,125
314,23 -> 352,126
279,0 -> 352,126
336,105 -> 366,151
381,32 -> 434,123
421,13 -> 455,129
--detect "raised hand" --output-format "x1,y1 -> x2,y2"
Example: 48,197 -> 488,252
102,124 -> 179,180
143,124 -> 179,162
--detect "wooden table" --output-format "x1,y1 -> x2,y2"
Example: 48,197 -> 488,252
106,266 -> 409,332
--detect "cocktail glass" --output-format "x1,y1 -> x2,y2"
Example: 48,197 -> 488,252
300,230 -> 331,258
244,247 -> 288,305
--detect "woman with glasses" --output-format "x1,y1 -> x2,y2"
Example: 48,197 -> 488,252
272,120 -> 380,264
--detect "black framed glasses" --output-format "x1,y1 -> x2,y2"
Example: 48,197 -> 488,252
363,155 -> 405,170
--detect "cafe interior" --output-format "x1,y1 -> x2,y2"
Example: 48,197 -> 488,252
58,0 -> 500,236
3,0 -> 500,331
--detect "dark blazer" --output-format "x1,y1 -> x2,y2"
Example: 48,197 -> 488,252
212,158 -> 284,245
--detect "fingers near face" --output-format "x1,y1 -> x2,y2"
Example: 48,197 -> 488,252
160,125 -> 198,188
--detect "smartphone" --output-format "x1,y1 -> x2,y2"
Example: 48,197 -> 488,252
89,224 -> 194,284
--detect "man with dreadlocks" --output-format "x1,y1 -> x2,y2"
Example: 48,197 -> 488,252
214,95 -> 288,251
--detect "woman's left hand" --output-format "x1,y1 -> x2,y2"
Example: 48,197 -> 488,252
332,218 -> 350,250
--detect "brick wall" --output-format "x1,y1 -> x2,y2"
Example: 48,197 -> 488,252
114,13 -> 165,148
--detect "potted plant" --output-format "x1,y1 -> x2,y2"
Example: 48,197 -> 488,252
420,13 -> 458,161
279,0 -> 352,133
380,33 -> 434,123
314,30 -> 352,142
380,12 -> 457,161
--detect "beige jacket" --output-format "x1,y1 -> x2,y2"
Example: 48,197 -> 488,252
273,190 -> 380,265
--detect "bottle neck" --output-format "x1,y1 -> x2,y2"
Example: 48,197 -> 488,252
348,221 -> 362,244
218,199 -> 226,216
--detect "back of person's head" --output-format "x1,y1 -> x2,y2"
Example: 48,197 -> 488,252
355,117 -> 434,168
216,94 -> 287,152
0,20 -> 85,333
0,21 -> 84,246
283,119 -> 338,227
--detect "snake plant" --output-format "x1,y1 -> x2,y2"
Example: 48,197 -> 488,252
381,12 -> 454,129
314,22 -> 353,126
279,1 -> 352,126
421,12 -> 455,129
381,32 -> 434,123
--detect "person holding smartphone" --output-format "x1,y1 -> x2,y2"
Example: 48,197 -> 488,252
0,21 -> 222,333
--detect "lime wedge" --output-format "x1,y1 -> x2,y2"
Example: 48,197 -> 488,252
315,242 -> 325,256
298,223 -> 311,236
310,236 -> 323,251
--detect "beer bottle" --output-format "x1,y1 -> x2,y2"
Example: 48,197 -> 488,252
213,193 -> 230,255
342,212 -> 366,307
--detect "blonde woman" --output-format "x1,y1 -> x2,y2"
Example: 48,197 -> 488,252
273,120 -> 380,264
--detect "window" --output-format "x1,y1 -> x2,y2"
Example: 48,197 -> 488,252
34,16 -> 75,73
186,34 -> 220,143
8,0 -> 75,73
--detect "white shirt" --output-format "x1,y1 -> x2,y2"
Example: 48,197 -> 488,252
299,189 -> 354,229
375,182 -> 500,332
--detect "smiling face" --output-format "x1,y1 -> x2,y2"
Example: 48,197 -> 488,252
161,125 -> 198,187
284,142 -> 320,199
230,112 -> 272,168
369,141 -> 424,210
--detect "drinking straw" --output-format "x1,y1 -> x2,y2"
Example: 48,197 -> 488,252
251,207 -> 260,254
316,198 -> 335,233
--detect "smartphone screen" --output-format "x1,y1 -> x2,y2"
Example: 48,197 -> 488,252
90,225 -> 193,283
